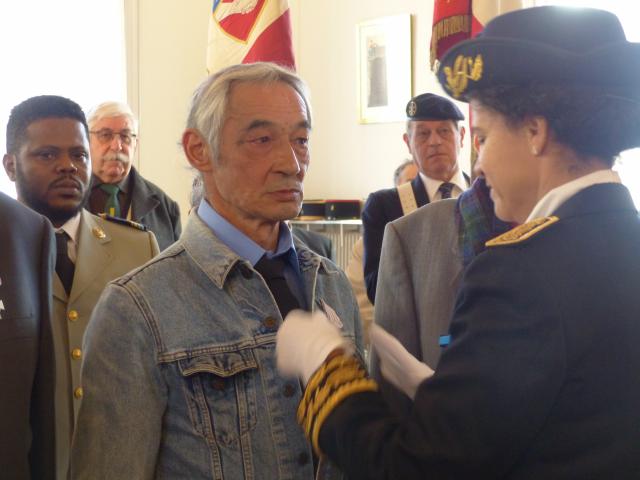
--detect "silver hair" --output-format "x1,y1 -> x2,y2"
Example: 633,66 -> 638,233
87,101 -> 138,133
185,62 -> 312,161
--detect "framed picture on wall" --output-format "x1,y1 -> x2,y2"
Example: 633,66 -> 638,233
356,14 -> 412,124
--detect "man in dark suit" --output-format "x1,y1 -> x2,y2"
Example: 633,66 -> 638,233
0,192 -> 56,480
86,101 -> 181,250
361,93 -> 467,303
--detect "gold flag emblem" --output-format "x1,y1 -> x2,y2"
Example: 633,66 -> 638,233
443,54 -> 483,98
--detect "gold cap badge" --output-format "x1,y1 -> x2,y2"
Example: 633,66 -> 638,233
443,54 -> 483,98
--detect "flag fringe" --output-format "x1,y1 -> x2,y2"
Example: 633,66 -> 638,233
430,14 -> 471,70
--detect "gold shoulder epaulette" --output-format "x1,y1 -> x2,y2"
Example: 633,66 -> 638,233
485,216 -> 559,247
98,213 -> 148,232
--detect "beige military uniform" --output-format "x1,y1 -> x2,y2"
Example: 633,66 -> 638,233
52,209 -> 159,479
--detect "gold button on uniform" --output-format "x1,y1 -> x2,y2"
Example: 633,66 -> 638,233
92,226 -> 106,239
68,310 -> 78,321
71,348 -> 82,360
74,387 -> 83,399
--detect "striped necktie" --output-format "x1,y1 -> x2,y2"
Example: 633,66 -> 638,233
438,182 -> 455,199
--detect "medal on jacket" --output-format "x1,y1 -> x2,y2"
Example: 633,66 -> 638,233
318,299 -> 343,329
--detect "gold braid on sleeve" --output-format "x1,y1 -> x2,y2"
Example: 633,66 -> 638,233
297,352 -> 378,456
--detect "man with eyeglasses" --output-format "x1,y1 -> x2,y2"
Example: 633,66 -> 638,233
87,101 -> 182,250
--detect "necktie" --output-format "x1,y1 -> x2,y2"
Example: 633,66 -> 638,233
55,232 -> 75,295
254,255 -> 300,318
100,184 -> 121,217
438,182 -> 455,200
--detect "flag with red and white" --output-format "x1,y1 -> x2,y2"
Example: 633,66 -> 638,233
430,0 -> 524,70
206,0 -> 295,74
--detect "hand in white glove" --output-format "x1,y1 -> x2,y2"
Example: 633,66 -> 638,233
370,324 -> 434,399
276,309 -> 354,384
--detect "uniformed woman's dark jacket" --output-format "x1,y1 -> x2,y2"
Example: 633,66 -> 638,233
320,183 -> 640,479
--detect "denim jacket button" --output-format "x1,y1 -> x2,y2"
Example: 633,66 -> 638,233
211,377 -> 226,391
240,265 -> 253,279
263,316 -> 278,329
297,452 -> 310,466
283,383 -> 296,397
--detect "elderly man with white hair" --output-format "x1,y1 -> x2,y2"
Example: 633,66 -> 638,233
87,101 -> 181,250
71,62 -> 363,480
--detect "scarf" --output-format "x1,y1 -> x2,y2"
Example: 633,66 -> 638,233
454,176 -> 512,268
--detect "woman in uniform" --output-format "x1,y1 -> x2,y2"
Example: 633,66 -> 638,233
276,6 -> 640,479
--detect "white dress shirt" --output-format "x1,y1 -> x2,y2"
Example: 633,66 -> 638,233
419,168 -> 468,201
526,169 -> 621,222
56,212 -> 81,263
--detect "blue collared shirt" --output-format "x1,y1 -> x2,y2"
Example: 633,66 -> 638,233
196,199 -> 307,309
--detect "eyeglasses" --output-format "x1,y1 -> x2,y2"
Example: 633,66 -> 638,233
90,129 -> 137,145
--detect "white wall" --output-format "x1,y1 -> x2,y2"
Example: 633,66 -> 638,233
289,0 -> 470,200
131,0 -> 212,220
132,0 -> 471,218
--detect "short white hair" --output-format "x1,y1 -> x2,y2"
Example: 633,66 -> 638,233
87,101 -> 138,133
186,62 -> 311,161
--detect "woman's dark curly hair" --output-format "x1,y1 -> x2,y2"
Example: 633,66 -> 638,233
468,85 -> 640,167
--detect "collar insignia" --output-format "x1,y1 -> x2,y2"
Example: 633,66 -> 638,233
92,226 -> 106,239
486,216 -> 559,247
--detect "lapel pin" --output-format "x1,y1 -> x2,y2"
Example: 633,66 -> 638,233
92,227 -> 106,239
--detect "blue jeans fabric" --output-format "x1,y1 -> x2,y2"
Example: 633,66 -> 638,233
71,214 -> 362,479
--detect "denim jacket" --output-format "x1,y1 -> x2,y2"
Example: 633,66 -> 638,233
71,214 -> 363,479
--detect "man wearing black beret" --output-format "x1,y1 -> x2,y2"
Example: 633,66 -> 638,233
361,92 -> 468,303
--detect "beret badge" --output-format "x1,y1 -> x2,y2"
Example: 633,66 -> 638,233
407,100 -> 417,117
443,54 -> 483,98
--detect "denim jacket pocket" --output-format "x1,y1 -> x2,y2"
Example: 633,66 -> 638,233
179,349 -> 259,450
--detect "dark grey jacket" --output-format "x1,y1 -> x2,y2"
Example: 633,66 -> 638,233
0,192 -> 56,479
126,166 -> 181,251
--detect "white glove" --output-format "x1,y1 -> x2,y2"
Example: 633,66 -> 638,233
277,309 -> 354,384
370,324 -> 434,399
